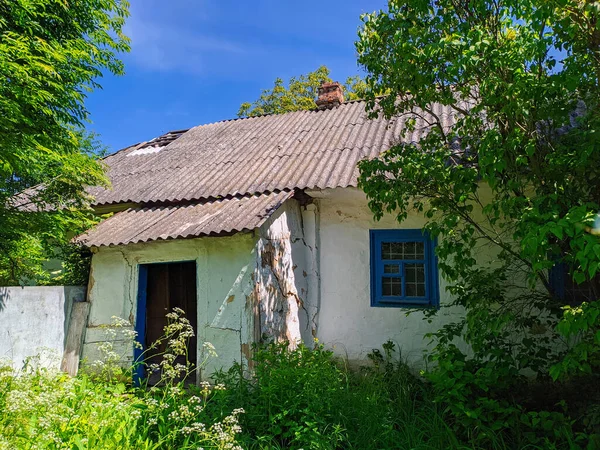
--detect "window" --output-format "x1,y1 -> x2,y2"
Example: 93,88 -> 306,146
549,263 -> 599,306
370,229 -> 439,308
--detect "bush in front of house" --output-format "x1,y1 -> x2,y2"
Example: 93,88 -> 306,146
210,341 -> 474,450
211,340 -> 600,450
0,340 -> 465,450
1,307 -> 596,450
0,363 -> 244,449
0,341 -> 593,450
0,310 -> 245,450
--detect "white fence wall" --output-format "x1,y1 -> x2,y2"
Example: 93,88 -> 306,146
0,286 -> 86,371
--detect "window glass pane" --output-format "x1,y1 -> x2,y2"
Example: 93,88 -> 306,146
392,243 -> 405,259
382,277 -> 401,296
414,242 -> 425,259
382,241 -> 425,260
382,242 -> 400,260
384,264 -> 400,274
381,242 -> 391,260
405,263 -> 425,297
382,242 -> 404,260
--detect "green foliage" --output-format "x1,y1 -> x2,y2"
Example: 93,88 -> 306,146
552,301 -> 600,379
214,342 -> 348,449
2,331 -> 588,449
0,365 -> 148,449
356,0 -> 600,444
0,0 -> 130,285
212,341 -> 488,450
50,243 -> 94,286
0,310 -> 245,449
237,66 -> 368,117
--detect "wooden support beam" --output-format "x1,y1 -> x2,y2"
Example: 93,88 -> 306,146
60,301 -> 90,377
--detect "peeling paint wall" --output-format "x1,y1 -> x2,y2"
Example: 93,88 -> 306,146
83,187 -> 469,375
300,203 -> 320,343
309,187 -> 465,368
253,199 -> 309,347
84,198 -> 313,379
84,233 -> 257,378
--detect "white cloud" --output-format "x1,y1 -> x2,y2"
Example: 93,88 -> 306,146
123,2 -> 244,74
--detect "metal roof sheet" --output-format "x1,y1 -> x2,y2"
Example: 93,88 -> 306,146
77,191 -> 292,247
89,100 -> 460,205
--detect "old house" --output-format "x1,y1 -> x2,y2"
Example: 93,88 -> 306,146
77,83 -> 464,378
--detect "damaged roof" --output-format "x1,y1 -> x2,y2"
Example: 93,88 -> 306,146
88,100 -> 459,206
78,191 -> 292,247
78,98 -> 460,246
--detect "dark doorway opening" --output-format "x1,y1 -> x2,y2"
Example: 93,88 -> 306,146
135,261 -> 197,385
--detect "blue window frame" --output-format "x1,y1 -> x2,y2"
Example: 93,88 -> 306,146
370,229 -> 439,308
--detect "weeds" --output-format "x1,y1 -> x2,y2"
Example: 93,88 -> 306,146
0,309 -> 243,450
212,341 -> 476,450
0,313 -> 588,449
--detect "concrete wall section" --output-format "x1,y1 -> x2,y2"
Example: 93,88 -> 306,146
255,198 -> 309,347
84,233 -> 258,378
0,286 -> 86,370
308,187 -> 464,367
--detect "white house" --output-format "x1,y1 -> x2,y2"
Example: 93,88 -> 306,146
78,83 -> 464,379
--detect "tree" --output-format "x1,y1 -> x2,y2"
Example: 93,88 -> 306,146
0,0 -> 130,284
237,66 -> 368,117
356,0 -> 600,443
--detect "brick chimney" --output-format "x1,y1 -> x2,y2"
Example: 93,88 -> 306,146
315,81 -> 344,109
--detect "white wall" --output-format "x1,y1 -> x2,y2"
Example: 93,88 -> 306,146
84,198 -> 314,380
255,198 -> 309,347
84,233 -> 257,378
0,286 -> 86,370
83,188 -> 473,374
308,187 -> 464,367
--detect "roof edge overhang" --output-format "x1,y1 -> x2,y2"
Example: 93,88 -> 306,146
77,190 -> 294,248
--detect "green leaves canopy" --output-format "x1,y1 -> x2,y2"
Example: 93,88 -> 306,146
357,0 -> 600,440
237,66 -> 368,117
0,0 -> 130,284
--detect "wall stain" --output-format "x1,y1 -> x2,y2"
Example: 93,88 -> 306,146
241,343 -> 254,370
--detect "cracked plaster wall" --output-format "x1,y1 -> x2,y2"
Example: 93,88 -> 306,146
83,198 -> 315,379
311,187 -> 465,368
253,198 -> 314,348
86,186 -> 468,377
83,233 -> 257,379
82,186 -> 488,375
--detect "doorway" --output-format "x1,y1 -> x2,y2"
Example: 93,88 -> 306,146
135,261 -> 197,384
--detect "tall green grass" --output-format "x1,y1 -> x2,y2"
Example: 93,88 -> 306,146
0,310 -> 244,450
211,341 -> 503,450
0,312 -> 573,449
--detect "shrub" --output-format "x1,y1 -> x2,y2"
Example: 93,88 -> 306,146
425,343 -> 599,449
2,307 -> 595,450
0,309 -> 244,450
212,340 -> 475,450
213,342 -> 347,449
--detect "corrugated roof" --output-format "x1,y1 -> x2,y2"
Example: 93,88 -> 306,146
78,191 -> 292,247
89,100 -> 459,205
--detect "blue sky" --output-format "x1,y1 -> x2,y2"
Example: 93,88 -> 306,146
86,0 -> 385,154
